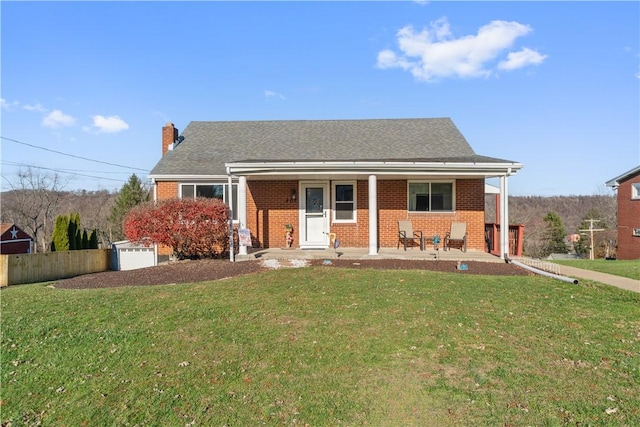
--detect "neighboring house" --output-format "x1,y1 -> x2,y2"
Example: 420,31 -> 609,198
149,118 -> 522,259
0,223 -> 33,254
606,165 -> 640,260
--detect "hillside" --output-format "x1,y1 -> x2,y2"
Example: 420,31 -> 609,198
486,194 -> 617,257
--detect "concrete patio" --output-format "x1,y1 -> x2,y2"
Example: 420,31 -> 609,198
236,246 -> 503,263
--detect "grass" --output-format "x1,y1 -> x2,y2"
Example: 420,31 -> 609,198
553,259 -> 640,280
2,267 -> 639,426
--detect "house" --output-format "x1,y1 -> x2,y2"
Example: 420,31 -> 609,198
605,165 -> 640,260
0,223 -> 33,254
149,118 -> 522,260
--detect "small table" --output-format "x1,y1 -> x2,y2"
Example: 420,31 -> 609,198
423,235 -> 441,251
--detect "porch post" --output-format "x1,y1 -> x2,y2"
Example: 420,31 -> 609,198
499,175 -> 509,260
228,174 -> 235,262
238,176 -> 248,256
368,175 -> 378,255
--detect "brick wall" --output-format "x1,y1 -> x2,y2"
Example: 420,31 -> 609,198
615,172 -> 640,260
377,179 -> 485,250
245,178 -> 486,250
246,181 -> 299,248
155,181 -> 179,256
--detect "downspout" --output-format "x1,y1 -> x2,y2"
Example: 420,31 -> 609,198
506,256 -> 578,285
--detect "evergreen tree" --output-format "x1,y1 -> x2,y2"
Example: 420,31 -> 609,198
51,214 -> 70,251
68,213 -> 78,250
82,229 -> 89,249
109,174 -> 150,241
89,230 -> 99,249
540,211 -> 567,257
74,213 -> 82,250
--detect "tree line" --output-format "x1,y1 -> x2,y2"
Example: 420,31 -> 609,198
1,168 -> 148,252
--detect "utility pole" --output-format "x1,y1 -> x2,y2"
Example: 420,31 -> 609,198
579,219 -> 605,260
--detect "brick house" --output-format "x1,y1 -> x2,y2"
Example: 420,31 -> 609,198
0,223 -> 33,254
149,118 -> 522,259
606,165 -> 640,260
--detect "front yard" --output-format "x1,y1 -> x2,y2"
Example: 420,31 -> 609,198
2,267 -> 639,426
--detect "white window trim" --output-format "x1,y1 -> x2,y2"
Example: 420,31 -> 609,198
407,180 -> 456,213
179,182 -> 239,222
631,183 -> 640,200
332,181 -> 357,223
633,228 -> 640,237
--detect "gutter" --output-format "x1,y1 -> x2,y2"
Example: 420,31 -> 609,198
506,256 -> 578,285
226,160 -> 522,171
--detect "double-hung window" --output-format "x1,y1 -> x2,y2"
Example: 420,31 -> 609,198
408,181 -> 454,212
333,182 -> 356,223
632,183 -> 640,200
180,183 -> 238,220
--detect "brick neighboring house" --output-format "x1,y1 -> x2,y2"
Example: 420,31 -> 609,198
149,118 -> 522,259
0,223 -> 33,254
606,165 -> 640,260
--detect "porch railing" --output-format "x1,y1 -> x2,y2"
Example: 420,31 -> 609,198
484,223 -> 524,257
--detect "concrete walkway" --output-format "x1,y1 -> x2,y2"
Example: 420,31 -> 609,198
556,264 -> 639,294
238,247 -> 503,263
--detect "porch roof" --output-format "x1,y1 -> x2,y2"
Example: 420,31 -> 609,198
225,157 -> 521,178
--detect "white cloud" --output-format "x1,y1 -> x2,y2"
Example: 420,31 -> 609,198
23,102 -> 47,112
498,47 -> 548,70
91,115 -> 129,133
377,17 -> 547,81
264,90 -> 286,100
42,109 -> 76,128
1,98 -> 19,110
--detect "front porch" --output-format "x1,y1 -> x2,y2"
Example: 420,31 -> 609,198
237,246 -> 503,263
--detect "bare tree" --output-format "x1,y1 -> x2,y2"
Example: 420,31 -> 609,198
1,167 -> 68,252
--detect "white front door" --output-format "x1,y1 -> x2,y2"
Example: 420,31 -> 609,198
299,182 -> 329,248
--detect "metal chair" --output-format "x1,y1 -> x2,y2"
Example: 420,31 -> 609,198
398,220 -> 423,251
444,222 -> 467,252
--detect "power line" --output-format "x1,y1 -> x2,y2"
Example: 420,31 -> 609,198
2,160 -> 134,176
1,136 -> 150,172
1,161 -> 128,183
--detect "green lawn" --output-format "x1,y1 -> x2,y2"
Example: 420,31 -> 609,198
553,259 -> 640,280
2,267 -> 639,426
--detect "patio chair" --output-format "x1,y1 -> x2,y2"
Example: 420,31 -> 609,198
444,222 -> 467,252
398,220 -> 423,251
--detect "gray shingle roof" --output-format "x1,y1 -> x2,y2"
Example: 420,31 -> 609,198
149,118 -> 517,177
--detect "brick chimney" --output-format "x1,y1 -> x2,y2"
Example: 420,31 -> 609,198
162,122 -> 179,155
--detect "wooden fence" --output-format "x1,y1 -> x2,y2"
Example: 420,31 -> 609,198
0,249 -> 111,287
484,223 -> 525,257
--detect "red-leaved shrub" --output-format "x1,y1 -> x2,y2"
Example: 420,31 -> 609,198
124,198 -> 230,259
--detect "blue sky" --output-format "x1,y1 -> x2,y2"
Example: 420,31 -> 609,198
1,1 -> 638,196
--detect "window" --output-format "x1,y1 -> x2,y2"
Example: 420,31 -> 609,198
632,183 -> 640,200
633,228 -> 640,237
408,181 -> 454,212
180,183 -> 238,220
333,182 -> 356,222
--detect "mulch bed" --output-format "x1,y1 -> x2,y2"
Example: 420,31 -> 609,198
53,258 -> 530,290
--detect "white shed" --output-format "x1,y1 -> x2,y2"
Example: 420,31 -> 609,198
111,240 -> 156,271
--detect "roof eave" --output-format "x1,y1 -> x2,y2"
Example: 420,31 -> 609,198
149,174 -> 229,182
605,165 -> 640,187
225,160 -> 523,177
